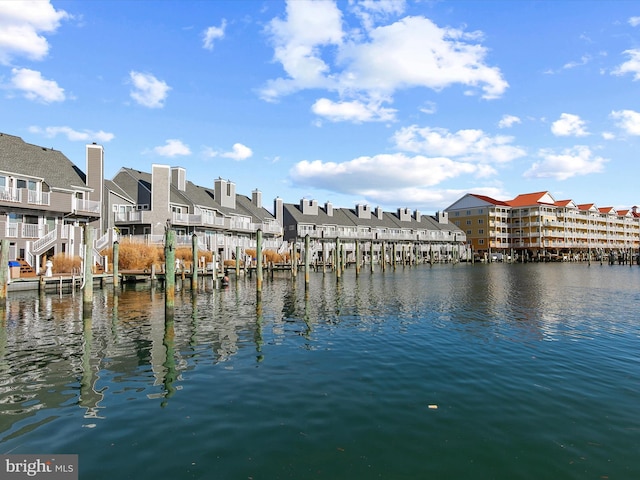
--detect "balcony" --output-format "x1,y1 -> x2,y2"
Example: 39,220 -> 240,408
73,198 -> 100,215
28,190 -> 50,206
0,187 -> 21,203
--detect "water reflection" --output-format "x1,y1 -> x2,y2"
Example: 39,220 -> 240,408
0,264 -> 639,444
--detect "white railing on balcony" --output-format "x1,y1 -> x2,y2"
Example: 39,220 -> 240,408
172,212 -> 203,225
28,190 -> 50,206
21,223 -> 45,238
74,198 -> 100,214
6,223 -> 18,237
0,187 -> 21,203
261,222 -> 283,235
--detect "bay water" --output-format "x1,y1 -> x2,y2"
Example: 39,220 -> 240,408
0,263 -> 638,479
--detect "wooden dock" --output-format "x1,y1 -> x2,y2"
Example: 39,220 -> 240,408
7,273 -> 115,293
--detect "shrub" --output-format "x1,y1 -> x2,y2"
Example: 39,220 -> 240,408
51,253 -> 82,274
99,239 -> 215,271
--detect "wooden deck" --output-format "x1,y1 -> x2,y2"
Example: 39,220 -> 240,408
7,273 -> 115,292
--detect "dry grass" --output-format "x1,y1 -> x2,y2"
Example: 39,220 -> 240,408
99,239 -> 214,271
50,253 -> 82,274
244,248 -> 289,263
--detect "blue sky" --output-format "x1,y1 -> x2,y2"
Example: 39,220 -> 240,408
2,1 -> 640,213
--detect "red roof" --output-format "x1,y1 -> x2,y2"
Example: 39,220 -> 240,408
507,191 -> 554,207
470,194 -> 510,206
577,203 -> 596,211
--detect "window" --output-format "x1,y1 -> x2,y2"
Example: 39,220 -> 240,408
478,229 -> 484,234
466,230 -> 472,235
16,179 -> 26,189
478,209 -> 484,214
466,210 -> 471,215
0,176 -> 6,189
466,220 -> 472,225
454,212 -> 460,217
478,219 -> 484,224
478,239 -> 484,245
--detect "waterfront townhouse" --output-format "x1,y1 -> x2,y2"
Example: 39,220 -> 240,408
106,165 -> 282,262
446,191 -> 640,260
274,197 -> 467,264
0,133 -> 109,274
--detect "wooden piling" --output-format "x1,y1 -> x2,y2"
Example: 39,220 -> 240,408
83,226 -> 94,313
336,238 -> 341,280
113,241 -> 120,289
236,246 -> 241,278
165,228 -> 176,313
370,241 -> 374,273
0,239 -> 8,307
304,234 -> 310,289
256,229 -> 263,293
355,241 -> 360,276
191,233 -> 198,291
322,242 -> 328,275
291,243 -> 297,279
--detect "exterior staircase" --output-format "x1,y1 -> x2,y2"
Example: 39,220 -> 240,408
17,258 -> 37,277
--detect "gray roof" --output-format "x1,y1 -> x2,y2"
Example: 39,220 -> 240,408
112,167 -> 275,222
283,202 -> 463,234
0,132 -> 89,190
104,179 -> 135,203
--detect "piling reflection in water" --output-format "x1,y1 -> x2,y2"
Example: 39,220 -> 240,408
0,264 -> 638,479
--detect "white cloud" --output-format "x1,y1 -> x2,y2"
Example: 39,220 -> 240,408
350,0 -> 406,31
393,125 -> 526,164
289,153 -> 477,194
551,113 -> 589,137
129,71 -> 170,108
222,143 -> 253,161
601,131 -> 615,140
611,109 -> 640,135
340,16 -> 508,100
205,143 -> 253,161
563,54 -> 591,70
311,97 -> 396,122
524,146 -> 607,180
419,101 -> 437,114
261,1 -> 507,120
203,20 -> 226,50
0,0 -> 70,65
261,0 -> 344,100
629,16 -> 640,27
612,49 -> 640,80
153,139 -> 191,157
498,114 -> 521,129
29,125 -> 114,142
10,67 -> 65,103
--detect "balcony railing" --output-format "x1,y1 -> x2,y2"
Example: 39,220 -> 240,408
28,190 -> 50,206
0,187 -> 21,203
73,198 -> 100,214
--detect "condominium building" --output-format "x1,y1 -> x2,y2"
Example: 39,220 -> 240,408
105,165 -> 283,261
0,133 -> 110,273
275,198 -> 467,263
446,191 -> 640,259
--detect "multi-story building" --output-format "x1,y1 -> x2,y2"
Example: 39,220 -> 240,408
0,133 -> 110,273
105,165 -> 282,261
446,191 -> 640,260
275,198 -> 467,263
